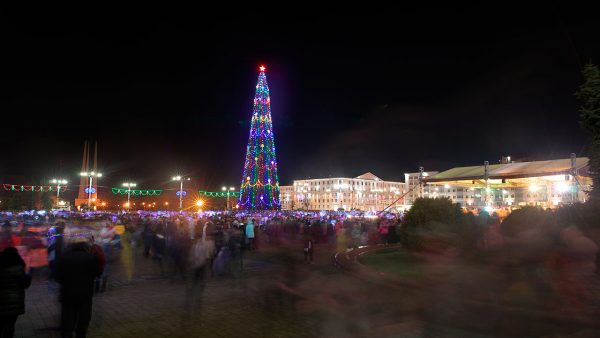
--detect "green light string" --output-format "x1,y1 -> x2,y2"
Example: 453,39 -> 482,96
199,190 -> 240,198
111,187 -> 163,196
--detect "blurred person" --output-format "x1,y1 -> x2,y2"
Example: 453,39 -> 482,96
551,226 -> 599,318
47,222 -> 65,281
142,219 -> 154,258
303,233 -> 314,264
152,222 -> 166,276
245,218 -> 255,250
253,222 -> 262,251
326,220 -> 335,246
185,231 -> 211,319
0,247 -> 32,338
0,221 -> 14,252
57,240 -> 102,338
213,224 -> 227,254
351,223 -> 361,249
377,221 -> 389,244
336,226 -> 349,253
201,222 -> 216,276
88,236 -> 106,294
229,222 -> 245,277
168,223 -> 189,282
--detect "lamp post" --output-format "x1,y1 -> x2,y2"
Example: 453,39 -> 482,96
122,182 -> 136,211
80,171 -> 102,209
222,186 -> 236,210
172,176 -> 190,212
50,179 -> 68,207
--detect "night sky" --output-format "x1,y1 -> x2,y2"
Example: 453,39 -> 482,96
1,4 -> 599,203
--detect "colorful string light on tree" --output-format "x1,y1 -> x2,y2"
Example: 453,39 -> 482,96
238,65 -> 281,210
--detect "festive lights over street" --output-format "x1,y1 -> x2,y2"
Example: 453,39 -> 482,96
10,65 -> 587,213
1,65 -> 286,212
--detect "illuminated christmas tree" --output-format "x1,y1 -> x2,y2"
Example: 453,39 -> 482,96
238,65 -> 281,210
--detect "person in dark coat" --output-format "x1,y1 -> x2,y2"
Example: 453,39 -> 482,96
0,221 -> 14,252
142,220 -> 154,258
89,237 -> 106,294
229,223 -> 244,277
57,240 -> 102,338
0,247 -> 32,338
303,233 -> 314,264
47,223 -> 65,280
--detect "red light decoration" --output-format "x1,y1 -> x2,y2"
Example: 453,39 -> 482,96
259,65 -> 266,72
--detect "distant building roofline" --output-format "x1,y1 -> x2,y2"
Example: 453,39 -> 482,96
425,157 -> 590,183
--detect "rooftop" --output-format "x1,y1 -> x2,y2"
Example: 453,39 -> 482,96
426,157 -> 590,183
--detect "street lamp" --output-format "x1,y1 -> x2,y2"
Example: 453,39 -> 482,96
122,182 -> 137,211
222,186 -> 236,210
80,171 -> 102,209
172,176 -> 191,212
50,179 -> 68,207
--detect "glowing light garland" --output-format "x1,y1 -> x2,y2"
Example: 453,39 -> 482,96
238,65 -> 281,210
199,190 -> 241,198
2,184 -> 66,192
111,187 -> 163,196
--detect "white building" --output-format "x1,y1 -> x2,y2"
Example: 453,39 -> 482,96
423,156 -> 591,209
404,171 -> 439,205
279,172 -> 407,212
279,185 -> 294,210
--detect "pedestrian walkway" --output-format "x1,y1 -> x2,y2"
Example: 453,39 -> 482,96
15,248 -> 315,338
19,241 -> 600,338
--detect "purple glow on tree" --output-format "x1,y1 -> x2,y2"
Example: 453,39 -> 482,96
238,65 -> 281,210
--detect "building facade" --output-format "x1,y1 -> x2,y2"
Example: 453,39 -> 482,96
423,156 -> 591,209
280,185 -> 294,210
280,172 -> 406,212
404,171 -> 439,205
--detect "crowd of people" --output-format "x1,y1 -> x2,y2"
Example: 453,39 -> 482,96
0,210 -> 402,272
0,209 -> 401,337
